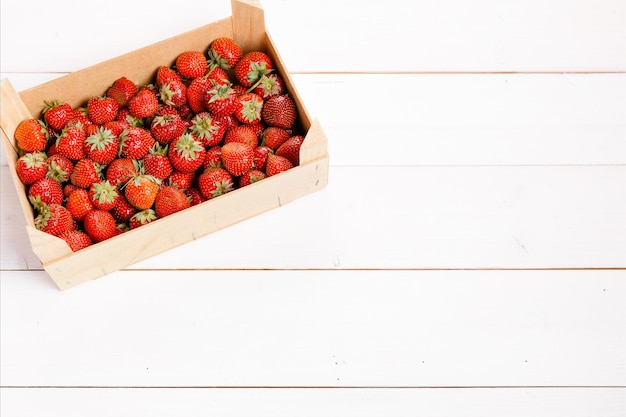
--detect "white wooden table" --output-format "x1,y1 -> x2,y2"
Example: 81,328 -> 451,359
1,0 -> 625,415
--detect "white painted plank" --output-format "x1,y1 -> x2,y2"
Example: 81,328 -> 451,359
1,270 -> 624,387
1,0 -> 625,73
2,165 -> 625,271
2,387 -> 625,417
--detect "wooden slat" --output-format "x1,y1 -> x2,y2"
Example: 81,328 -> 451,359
1,270 -> 624,387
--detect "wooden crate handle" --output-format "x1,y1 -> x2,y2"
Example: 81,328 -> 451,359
231,0 -> 266,53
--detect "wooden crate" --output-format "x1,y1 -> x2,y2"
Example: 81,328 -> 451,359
0,0 -> 329,290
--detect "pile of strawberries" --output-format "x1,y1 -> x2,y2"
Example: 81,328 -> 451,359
12,37 -> 305,252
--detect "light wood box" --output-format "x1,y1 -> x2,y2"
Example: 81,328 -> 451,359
0,0 -> 329,290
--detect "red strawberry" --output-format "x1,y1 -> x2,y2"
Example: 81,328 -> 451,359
89,180 -> 119,211
123,173 -> 160,210
275,135 -> 305,166
168,133 -> 206,173
110,193 -> 137,223
46,154 -> 74,183
253,73 -> 286,99
56,125 -> 87,161
197,167 -> 234,199
221,142 -> 254,177
107,76 -> 138,107
58,229 -> 92,252
14,118 -> 48,152
119,127 -> 155,159
159,79 -> 187,108
16,151 -> 48,185
265,153 -> 293,176
252,145 -> 272,171
156,66 -> 181,87
223,125 -> 258,148
128,87 -> 159,119
154,185 -> 191,218
34,203 -> 74,237
84,210 -> 117,243
87,96 -> 119,125
214,113 -> 240,130
166,170 -> 195,191
202,145 -> 222,170
65,110 -> 94,136
63,183 -> 81,198
238,169 -> 266,187
234,92 -> 264,124
185,187 -> 207,206
129,208 -> 157,229
207,37 -> 242,70
103,120 -> 128,137
143,144 -> 173,180
175,51 -> 207,79
234,51 -> 274,88
105,157 -> 137,187
28,177 -> 64,207
205,82 -> 237,116
150,114 -> 187,144
43,100 -> 73,132
84,126 -> 118,165
260,126 -> 291,150
185,76 -> 211,114
262,94 -> 297,129
65,188 -> 94,221
70,158 -> 102,189
189,112 -> 225,147
206,67 -> 231,85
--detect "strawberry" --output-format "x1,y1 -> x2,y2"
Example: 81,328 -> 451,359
28,177 -> 64,207
252,145 -> 272,171
16,152 -> 48,185
42,100 -> 73,132
159,79 -> 187,108
123,173 -> 160,210
238,169 -> 266,187
107,76 -> 138,107
14,118 -> 48,152
166,170 -> 195,191
168,133 -> 206,173
214,113 -> 240,130
103,120 -> 128,137
275,135 -> 305,166
70,158 -> 102,189
221,141 -> 254,177
110,193 -> 137,223
185,76 -> 211,114
87,96 -> 119,125
253,74 -> 286,99
156,66 -> 181,87
63,183 -> 81,199
154,185 -> 191,218
129,208 -> 157,229
105,157 -> 137,187
234,51 -> 274,88
205,67 -> 231,85
119,127 -> 155,159
84,210 -> 117,243
143,144 -> 173,180
65,188 -> 94,221
34,203 -> 74,237
265,153 -> 293,176
58,229 -> 92,252
46,154 -> 74,183
197,167 -> 234,199
234,92 -> 264,124
223,125 -> 258,148
89,180 -> 119,211
260,126 -> 291,150
262,94 -> 297,129
189,112 -> 225,147
207,37 -> 242,70
202,145 -> 222,170
84,126 -> 119,165
56,125 -> 87,161
128,87 -> 159,119
205,82 -> 237,116
185,187 -> 207,206
175,51 -> 207,79
150,114 -> 187,144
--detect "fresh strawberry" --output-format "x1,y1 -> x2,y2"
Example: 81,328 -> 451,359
16,152 -> 48,185
143,144 -> 173,180
63,183 -> 81,199
156,66 -> 181,87
56,125 -> 87,161
252,145 -> 272,171
14,118 -> 48,152
65,111 -> 93,136
234,92 -> 264,124
107,76 -> 138,107
189,112 -> 225,147
207,37 -> 242,70
234,51 -> 274,88
185,187 -> 207,206
84,210 -> 117,243
238,169 -> 266,187
262,94 -> 297,129
87,96 -> 119,125
34,203 -> 74,237
175,51 -> 207,79
158,79 -> 187,108
84,126 -> 119,165
197,167 -> 234,199
185,76 -> 211,114
110,193 -> 137,223
214,113 -> 240,130
105,157 -> 137,187
129,208 -> 157,229
205,67 -> 231,85
223,125 -> 258,148
28,177 -> 64,207
154,185 -> 191,218
168,133 -> 206,173
123,173 -> 160,210
221,141 -> 254,177
102,120 -> 128,137
58,229 -> 92,252
89,180 -> 119,211
166,170 -> 195,191
265,153 -> 293,176
43,100 -> 73,132
128,87 -> 159,119
205,82 -> 237,116
275,135 -> 305,166
46,154 -> 74,183
260,126 -> 291,150
119,127 -> 155,159
70,158 -> 102,189
202,145 -> 222,170
253,73 -> 286,99
150,114 -> 187,144
65,188 -> 94,221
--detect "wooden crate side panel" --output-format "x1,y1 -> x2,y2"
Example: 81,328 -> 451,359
231,0 -> 266,54
18,18 -> 234,117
